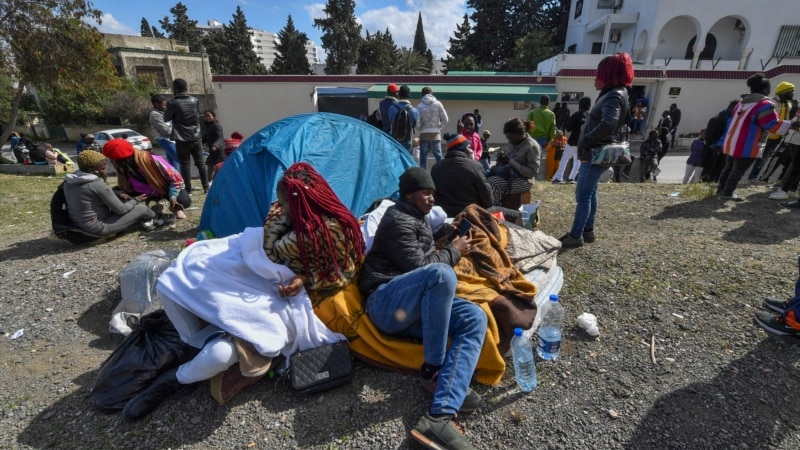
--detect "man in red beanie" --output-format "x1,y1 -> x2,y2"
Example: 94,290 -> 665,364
378,83 -> 399,134
164,78 -> 209,194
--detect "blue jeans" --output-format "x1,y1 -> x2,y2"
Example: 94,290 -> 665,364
419,140 -> 442,169
156,136 -> 180,170
365,263 -> 486,416
570,162 -> 607,238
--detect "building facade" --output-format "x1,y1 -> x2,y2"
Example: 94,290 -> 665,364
199,19 -> 320,71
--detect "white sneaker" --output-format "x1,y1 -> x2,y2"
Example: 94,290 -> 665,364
769,189 -> 789,200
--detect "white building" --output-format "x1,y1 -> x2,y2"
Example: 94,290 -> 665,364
198,19 -> 320,71
538,0 -> 800,137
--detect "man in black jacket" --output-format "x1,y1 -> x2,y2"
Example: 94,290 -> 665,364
164,78 -> 208,193
359,167 -> 485,450
430,134 -> 493,217
669,103 -> 682,148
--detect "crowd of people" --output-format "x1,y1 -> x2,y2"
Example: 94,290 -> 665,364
21,59 -> 799,449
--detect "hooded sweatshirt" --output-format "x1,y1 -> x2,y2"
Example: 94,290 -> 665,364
417,94 -> 449,138
723,93 -> 793,159
63,171 -> 140,234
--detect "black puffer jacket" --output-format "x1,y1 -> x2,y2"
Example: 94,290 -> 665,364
358,200 -> 460,297
577,87 -> 628,162
164,93 -> 201,142
430,150 -> 493,217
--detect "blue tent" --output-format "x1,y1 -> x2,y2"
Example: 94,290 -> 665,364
199,112 -> 416,238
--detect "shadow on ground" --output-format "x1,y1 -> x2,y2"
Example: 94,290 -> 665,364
625,338 -> 800,449
650,192 -> 799,244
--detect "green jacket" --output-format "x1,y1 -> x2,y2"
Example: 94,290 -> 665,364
527,106 -> 556,141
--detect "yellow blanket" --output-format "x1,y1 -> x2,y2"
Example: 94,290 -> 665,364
313,205 -> 538,386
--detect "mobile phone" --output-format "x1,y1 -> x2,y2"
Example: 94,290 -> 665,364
457,219 -> 473,237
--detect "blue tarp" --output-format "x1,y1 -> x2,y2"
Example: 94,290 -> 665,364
199,112 -> 416,238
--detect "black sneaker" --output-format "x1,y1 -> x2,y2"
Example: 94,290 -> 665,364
419,374 -> 481,414
719,193 -> 744,202
754,311 -> 800,337
559,233 -> 583,249
779,200 -> 800,209
410,413 -> 477,450
764,297 -> 791,314
551,179 -> 562,184
583,230 -> 595,243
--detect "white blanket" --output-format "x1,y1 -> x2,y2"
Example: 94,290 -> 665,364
156,227 -> 345,358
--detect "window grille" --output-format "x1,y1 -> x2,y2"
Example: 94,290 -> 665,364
773,26 -> 800,58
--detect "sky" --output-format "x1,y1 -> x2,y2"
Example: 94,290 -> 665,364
88,0 -> 472,61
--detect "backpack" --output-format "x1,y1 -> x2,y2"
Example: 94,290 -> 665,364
391,103 -> 413,142
50,183 -> 104,245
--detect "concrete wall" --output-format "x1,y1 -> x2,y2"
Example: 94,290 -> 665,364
215,79 -> 547,144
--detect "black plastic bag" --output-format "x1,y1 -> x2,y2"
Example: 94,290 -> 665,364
91,310 -> 198,410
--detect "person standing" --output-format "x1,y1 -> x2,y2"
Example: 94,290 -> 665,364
716,73 -> 799,201
700,100 -> 739,183
682,129 -> 705,184
378,84 -> 399,134
769,109 -> 800,204
416,87 -> 449,169
556,102 -> 571,131
656,111 -> 672,162
149,94 -> 180,170
552,96 -> 591,184
164,78 -> 209,194
631,100 -> 647,136
527,95 -> 557,149
202,110 -> 225,182
387,85 -> 419,151
559,52 -> 634,248
358,167 -> 485,450
668,103 -> 682,148
748,82 -> 795,184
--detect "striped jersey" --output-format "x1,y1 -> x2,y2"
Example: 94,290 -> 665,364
723,93 -> 792,159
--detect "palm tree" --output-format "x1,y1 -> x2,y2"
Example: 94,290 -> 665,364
395,47 -> 429,75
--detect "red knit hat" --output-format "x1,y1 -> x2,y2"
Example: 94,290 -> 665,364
387,83 -> 399,93
102,138 -> 135,160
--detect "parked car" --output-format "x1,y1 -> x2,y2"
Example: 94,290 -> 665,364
93,128 -> 152,151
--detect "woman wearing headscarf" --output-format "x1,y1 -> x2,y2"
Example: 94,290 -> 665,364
102,138 -> 191,220
124,162 -> 365,420
202,110 -> 225,182
62,150 -> 158,236
559,52 -> 635,248
717,73 -> 800,201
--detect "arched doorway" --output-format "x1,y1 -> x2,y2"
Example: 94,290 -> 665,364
685,34 -> 717,60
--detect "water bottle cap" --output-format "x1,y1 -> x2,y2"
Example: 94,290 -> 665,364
514,327 -> 523,336
549,294 -> 559,302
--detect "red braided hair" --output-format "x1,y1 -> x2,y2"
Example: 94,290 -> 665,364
277,162 -> 364,282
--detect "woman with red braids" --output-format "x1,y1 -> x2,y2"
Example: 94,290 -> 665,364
559,52 -> 634,249
124,162 -> 364,420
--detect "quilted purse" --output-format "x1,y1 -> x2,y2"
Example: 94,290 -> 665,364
289,340 -> 353,395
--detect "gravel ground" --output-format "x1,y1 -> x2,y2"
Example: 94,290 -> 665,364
1,176 -> 799,449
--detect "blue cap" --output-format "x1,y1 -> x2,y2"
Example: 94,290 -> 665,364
514,327 -> 523,336
549,294 -> 559,302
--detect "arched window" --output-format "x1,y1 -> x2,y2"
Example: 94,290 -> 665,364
685,34 -> 717,60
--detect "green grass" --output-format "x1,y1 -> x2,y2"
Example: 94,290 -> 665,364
679,182 -> 717,199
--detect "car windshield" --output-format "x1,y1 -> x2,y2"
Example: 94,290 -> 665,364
111,131 -> 142,139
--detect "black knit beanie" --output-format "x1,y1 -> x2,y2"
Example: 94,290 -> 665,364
746,73 -> 770,93
399,167 -> 436,196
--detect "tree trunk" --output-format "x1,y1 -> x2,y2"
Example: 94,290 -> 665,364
0,84 -> 25,147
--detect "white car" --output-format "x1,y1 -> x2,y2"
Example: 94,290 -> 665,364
93,128 -> 153,151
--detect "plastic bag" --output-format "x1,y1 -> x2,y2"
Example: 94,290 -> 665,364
91,310 -> 199,410
110,249 -> 179,335
519,200 -> 542,229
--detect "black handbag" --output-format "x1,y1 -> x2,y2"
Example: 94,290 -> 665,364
289,340 -> 353,395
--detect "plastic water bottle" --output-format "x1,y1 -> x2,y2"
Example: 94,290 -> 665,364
511,327 -> 537,392
537,294 -> 564,360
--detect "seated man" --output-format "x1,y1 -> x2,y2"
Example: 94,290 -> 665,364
358,167 -> 486,450
431,133 -> 523,224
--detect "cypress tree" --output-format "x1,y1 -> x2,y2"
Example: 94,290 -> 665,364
271,15 -> 312,75
313,0 -> 362,75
